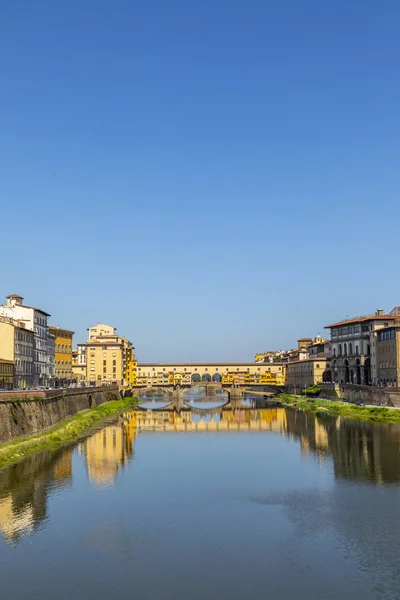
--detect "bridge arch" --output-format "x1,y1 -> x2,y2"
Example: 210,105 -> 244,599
191,373 -> 201,382
201,373 -> 211,382
212,373 -> 222,382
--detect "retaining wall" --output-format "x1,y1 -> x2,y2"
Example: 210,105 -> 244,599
0,387 -> 122,444
320,383 -> 400,407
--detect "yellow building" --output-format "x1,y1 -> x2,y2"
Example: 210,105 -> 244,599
285,358 -> 327,392
83,418 -> 136,485
0,359 -> 14,390
136,362 -> 285,387
85,323 -> 134,386
49,326 -> 74,386
123,337 -> 138,387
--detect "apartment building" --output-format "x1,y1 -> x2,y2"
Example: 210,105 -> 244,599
0,359 -> 14,390
0,316 -> 34,389
0,295 -> 50,386
72,344 -> 87,385
49,326 -> 74,386
84,323 -> 135,386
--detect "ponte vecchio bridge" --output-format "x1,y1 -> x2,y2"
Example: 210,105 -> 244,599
136,362 -> 285,390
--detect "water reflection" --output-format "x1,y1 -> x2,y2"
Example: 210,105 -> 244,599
0,447 -> 73,544
3,405 -> 400,547
0,414 -> 137,544
79,413 -> 137,486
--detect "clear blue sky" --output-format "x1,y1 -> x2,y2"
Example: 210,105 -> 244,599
1,0 -> 400,361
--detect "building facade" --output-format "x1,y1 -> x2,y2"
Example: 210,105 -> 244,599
0,295 -> 50,387
307,336 -> 330,359
0,317 -> 34,389
286,358 -> 327,391
0,359 -> 14,390
84,323 -> 134,386
136,362 -> 285,387
72,345 -> 87,386
376,325 -> 400,387
325,311 -> 399,386
49,326 -> 74,387
46,332 -> 56,387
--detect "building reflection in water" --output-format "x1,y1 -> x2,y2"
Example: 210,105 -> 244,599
0,447 -> 73,545
3,405 -> 400,545
79,413 -> 137,486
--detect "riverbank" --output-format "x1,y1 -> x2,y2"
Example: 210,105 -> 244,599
0,396 -> 139,470
279,394 -> 400,424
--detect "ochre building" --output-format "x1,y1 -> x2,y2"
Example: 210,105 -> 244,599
285,357 -> 327,392
85,323 -> 136,387
0,359 -> 14,390
49,326 -> 74,386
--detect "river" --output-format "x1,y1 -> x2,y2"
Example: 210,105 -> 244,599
1,400 -> 400,599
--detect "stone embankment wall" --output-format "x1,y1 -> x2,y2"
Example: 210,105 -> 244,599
0,387 -> 122,444
320,384 -> 400,407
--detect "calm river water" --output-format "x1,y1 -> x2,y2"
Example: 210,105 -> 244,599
1,402 -> 400,599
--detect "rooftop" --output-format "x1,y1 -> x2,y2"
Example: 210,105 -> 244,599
287,357 -> 327,365
325,314 -> 397,328
49,326 -> 75,335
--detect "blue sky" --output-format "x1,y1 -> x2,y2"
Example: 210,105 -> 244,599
1,0 -> 400,361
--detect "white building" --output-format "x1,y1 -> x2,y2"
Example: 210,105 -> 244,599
46,332 -> 56,387
0,294 -> 51,387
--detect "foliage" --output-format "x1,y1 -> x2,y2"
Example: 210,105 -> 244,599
278,394 -> 400,424
304,384 -> 322,396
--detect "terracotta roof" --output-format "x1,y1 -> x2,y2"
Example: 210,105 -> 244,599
324,315 -> 398,328
286,357 -> 327,366
49,326 -> 75,335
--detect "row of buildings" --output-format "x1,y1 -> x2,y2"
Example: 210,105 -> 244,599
0,295 -> 137,390
256,307 -> 400,391
0,294 -> 74,389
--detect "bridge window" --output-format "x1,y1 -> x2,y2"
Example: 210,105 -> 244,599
192,373 -> 201,382
202,373 -> 211,382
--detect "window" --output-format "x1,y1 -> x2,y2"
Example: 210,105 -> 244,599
90,367 -> 95,372
90,360 -> 95,364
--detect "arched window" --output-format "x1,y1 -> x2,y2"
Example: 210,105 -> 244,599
339,344 -> 342,356
344,343 -> 347,356
349,343 -> 353,355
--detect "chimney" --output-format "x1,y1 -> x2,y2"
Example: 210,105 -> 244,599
376,309 -> 384,315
